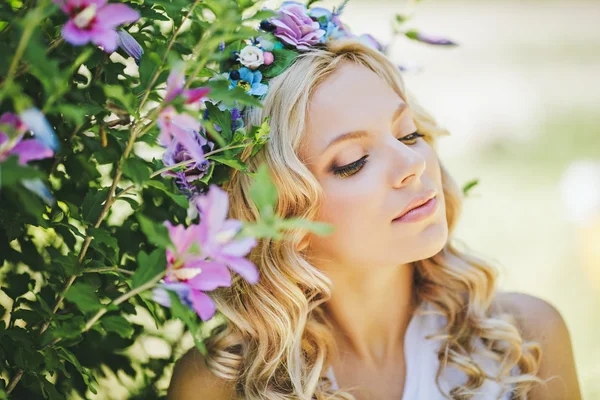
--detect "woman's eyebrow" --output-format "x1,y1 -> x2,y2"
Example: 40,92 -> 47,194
319,102 -> 408,156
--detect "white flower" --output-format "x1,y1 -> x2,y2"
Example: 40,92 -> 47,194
237,45 -> 264,70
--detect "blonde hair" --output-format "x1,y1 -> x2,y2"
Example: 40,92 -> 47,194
205,38 -> 542,399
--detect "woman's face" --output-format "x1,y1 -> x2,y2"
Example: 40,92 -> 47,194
298,62 -> 448,269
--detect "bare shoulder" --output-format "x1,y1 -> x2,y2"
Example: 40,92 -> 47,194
493,291 -> 582,400
167,346 -> 237,400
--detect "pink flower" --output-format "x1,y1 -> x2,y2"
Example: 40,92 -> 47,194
194,184 -> 259,284
164,63 -> 211,104
270,3 -> 326,50
153,186 -> 259,320
53,0 -> 140,53
0,112 -> 55,165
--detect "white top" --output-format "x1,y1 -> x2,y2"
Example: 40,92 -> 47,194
325,301 -> 518,399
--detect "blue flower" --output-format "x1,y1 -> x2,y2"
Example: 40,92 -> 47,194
117,29 -> 144,65
229,67 -> 268,97
19,107 -> 59,152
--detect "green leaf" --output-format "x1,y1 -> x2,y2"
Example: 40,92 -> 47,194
51,254 -> 82,277
0,155 -> 45,187
65,282 -> 103,313
205,101 -> 232,142
167,290 -> 197,330
262,49 -> 297,79
145,180 -> 189,208
87,227 -> 120,265
100,315 -> 134,338
122,157 -> 151,185
139,51 -> 162,89
132,248 -> 167,289
462,179 -> 479,196
136,214 -> 172,249
206,154 -> 247,172
204,79 -> 262,108
104,85 -> 136,114
81,187 -> 110,225
277,218 -> 335,237
40,375 -> 63,400
248,163 -> 277,220
58,348 -> 98,394
54,104 -> 86,126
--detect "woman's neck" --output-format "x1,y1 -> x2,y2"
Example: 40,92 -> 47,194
322,262 -> 418,370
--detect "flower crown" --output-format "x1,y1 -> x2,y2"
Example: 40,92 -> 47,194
218,0 -> 386,112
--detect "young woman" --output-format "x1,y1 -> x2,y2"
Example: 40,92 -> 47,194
167,39 -> 581,399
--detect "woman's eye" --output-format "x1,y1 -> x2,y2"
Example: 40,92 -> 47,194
331,155 -> 369,178
400,131 -> 424,143
331,131 -> 424,179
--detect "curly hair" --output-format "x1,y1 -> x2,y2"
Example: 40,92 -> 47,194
204,38 -> 543,399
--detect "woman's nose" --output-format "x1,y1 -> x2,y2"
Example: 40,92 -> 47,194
388,137 -> 427,188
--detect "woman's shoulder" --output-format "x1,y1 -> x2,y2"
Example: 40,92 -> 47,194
167,346 -> 237,400
492,291 -> 566,339
492,291 -> 582,400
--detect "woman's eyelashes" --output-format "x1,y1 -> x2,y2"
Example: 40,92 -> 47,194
330,131 -> 424,178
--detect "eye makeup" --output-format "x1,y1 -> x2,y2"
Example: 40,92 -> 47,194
329,131 -> 425,178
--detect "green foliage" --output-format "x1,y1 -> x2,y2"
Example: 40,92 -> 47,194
0,0 -> 319,398
0,0 -> 341,397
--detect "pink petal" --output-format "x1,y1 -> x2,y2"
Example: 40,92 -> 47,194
190,290 -> 216,321
87,0 -> 108,7
62,21 -> 93,45
95,4 -> 140,29
183,87 -> 211,104
10,140 -> 54,165
197,185 -> 228,233
171,112 -> 200,132
91,28 -> 119,53
164,221 -> 195,256
215,254 -> 259,284
165,64 -> 185,103
187,261 -> 232,291
220,236 -> 257,257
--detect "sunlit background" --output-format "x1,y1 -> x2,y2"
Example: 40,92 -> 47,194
337,0 -> 600,397
82,0 -> 600,398
269,0 -> 600,397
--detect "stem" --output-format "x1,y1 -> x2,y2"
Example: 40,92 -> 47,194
83,267 -> 134,276
0,8 -> 38,103
82,270 -> 166,333
137,0 -> 202,113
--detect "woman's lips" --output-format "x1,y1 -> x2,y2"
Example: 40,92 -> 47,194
392,196 -> 438,223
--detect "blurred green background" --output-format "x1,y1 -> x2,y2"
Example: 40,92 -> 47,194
80,0 -> 600,398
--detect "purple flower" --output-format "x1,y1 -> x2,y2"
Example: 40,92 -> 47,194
270,2 -> 326,50
194,185 -> 259,284
117,29 -> 143,65
161,127 -> 214,195
157,107 -> 201,148
0,112 -> 55,165
53,0 -> 140,53
151,190 -> 259,321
